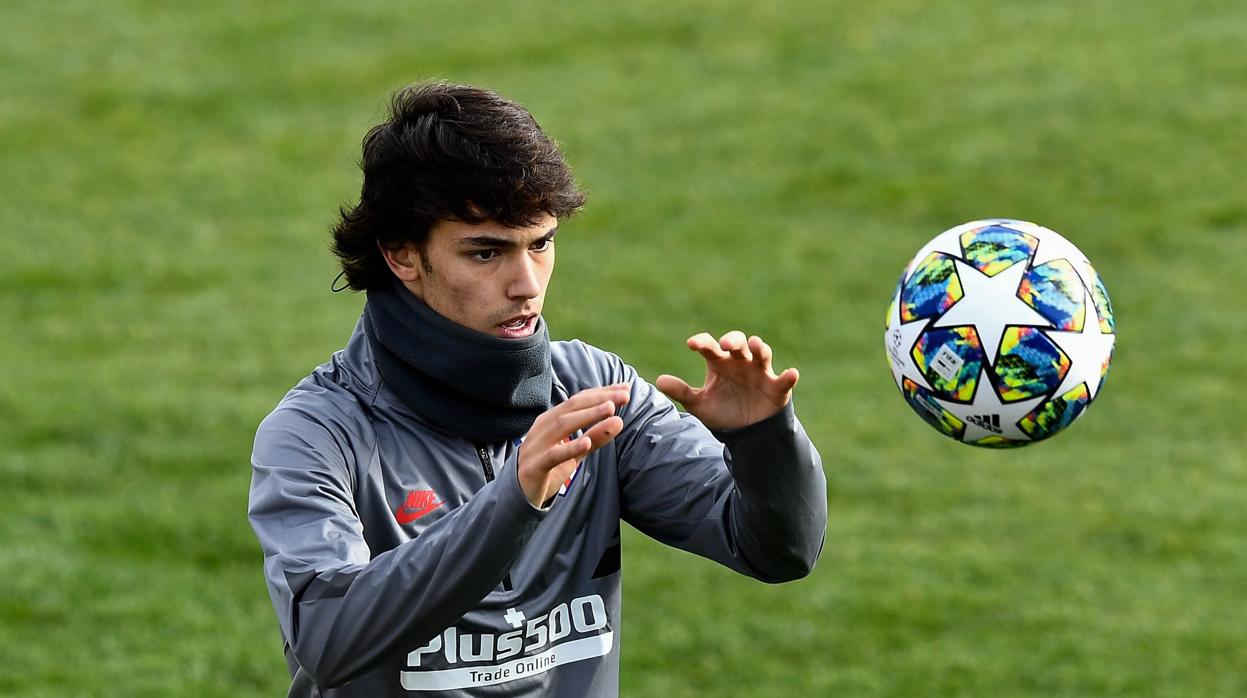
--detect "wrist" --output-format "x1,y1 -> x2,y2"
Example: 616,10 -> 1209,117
514,457 -> 555,511
709,400 -> 795,442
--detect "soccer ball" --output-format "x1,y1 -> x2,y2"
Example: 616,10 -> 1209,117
884,219 -> 1115,447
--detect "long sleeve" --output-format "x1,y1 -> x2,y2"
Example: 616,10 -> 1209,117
615,367 -> 828,583
247,408 -> 544,689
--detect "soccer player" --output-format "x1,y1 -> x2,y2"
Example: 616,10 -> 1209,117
248,81 -> 828,697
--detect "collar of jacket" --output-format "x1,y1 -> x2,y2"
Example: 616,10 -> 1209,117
363,278 -> 553,443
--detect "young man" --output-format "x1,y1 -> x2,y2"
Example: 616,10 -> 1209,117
249,82 -> 827,697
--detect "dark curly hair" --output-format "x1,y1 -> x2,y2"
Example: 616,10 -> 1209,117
331,82 -> 586,291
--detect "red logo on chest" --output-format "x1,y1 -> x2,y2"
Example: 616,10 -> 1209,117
395,489 -> 444,524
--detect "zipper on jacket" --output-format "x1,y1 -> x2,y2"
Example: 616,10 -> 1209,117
473,442 -> 513,593
474,443 -> 495,481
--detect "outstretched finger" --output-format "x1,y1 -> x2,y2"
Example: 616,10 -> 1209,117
537,434 -> 594,471
547,400 -> 621,444
687,333 -> 728,362
718,330 -> 752,361
776,366 -> 800,393
561,384 -> 631,411
581,415 -> 624,452
748,335 -> 775,375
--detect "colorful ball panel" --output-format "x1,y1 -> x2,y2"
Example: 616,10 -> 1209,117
1095,348 -> 1113,395
968,434 -> 1028,449
1091,272 -> 1115,333
902,378 -> 965,439
884,267 -> 906,328
900,252 -> 963,323
1020,384 -> 1092,441
1019,259 -> 1086,331
912,326 -> 984,402
958,225 -> 1039,276
993,327 -> 1070,401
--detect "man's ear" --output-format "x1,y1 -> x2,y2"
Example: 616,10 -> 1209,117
380,243 -> 423,284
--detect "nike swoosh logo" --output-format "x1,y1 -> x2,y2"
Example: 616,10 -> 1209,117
394,489 -> 445,524
395,500 -> 444,524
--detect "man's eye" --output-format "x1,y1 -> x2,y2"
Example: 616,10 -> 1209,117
470,249 -> 500,262
531,239 -> 553,252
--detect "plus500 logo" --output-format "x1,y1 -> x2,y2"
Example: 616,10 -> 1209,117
407,594 -> 609,667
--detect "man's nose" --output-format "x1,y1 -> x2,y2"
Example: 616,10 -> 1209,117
508,257 -> 542,300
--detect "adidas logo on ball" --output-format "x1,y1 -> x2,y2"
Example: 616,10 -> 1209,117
964,413 -> 1002,433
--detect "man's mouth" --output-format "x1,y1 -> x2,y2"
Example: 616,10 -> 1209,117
496,314 -> 538,338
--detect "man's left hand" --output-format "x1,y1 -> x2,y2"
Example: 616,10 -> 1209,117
655,331 -> 800,431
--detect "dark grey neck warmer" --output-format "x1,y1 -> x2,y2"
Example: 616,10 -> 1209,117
363,279 -> 553,443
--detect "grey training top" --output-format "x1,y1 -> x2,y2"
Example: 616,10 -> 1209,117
248,320 -> 828,696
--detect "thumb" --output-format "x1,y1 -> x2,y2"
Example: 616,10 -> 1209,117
655,374 -> 698,407
777,367 -> 800,392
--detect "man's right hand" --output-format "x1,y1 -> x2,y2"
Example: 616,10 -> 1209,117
517,383 -> 630,507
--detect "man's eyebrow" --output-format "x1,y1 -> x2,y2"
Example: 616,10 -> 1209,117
459,235 -> 517,248
458,226 -> 558,248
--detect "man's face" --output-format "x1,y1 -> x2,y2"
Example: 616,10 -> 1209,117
394,214 -> 558,339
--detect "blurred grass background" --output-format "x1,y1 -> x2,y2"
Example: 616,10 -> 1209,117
3,1 -> 1246,695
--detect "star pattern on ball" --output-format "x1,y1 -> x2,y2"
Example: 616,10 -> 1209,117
934,370 -> 1046,443
933,259 -> 1052,364
1046,287 -> 1116,400
885,318 -> 933,391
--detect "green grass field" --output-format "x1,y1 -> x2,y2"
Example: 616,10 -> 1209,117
3,1 -> 1246,695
